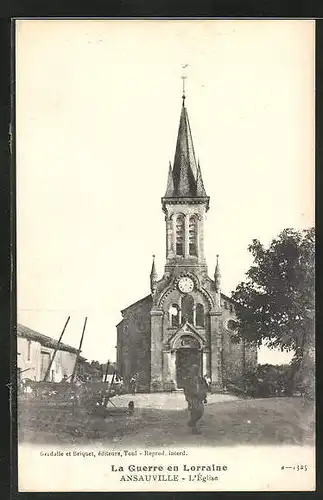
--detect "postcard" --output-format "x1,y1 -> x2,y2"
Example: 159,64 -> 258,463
15,19 -> 315,492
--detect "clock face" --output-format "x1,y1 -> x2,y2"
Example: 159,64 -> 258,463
178,277 -> 194,293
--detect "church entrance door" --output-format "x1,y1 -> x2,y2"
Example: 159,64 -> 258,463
176,348 -> 202,389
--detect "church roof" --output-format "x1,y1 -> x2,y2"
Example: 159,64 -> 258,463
120,294 -> 152,315
163,97 -> 209,201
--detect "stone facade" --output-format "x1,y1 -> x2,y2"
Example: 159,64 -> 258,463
17,324 -> 80,382
116,295 -> 152,392
116,95 -> 257,393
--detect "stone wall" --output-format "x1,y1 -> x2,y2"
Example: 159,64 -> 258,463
221,329 -> 244,384
220,298 -> 257,385
244,341 -> 258,370
17,336 -> 77,382
163,202 -> 207,266
116,290 -> 257,394
117,296 -> 152,392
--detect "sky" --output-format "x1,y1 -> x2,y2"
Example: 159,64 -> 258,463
16,20 -> 315,364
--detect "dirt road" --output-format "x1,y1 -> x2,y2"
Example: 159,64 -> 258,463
18,392 -> 314,448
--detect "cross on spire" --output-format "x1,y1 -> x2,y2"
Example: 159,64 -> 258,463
182,74 -> 187,92
181,75 -> 187,105
181,64 -> 188,105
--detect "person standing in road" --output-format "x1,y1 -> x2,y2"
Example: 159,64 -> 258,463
130,373 -> 138,395
204,373 -> 212,392
183,364 -> 208,434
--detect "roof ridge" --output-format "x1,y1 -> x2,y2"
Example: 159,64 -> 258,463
17,324 -> 79,353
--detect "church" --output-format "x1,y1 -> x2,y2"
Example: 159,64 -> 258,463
116,90 -> 257,393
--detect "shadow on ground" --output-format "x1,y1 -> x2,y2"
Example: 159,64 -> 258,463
18,396 -> 314,448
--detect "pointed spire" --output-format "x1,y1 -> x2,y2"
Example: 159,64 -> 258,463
196,159 -> 207,197
164,162 -> 175,197
214,254 -> 221,292
162,90 -> 209,211
172,102 -> 198,196
169,93 -> 208,199
150,255 -> 158,294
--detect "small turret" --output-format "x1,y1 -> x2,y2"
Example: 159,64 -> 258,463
150,255 -> 158,294
214,254 -> 221,293
196,159 -> 207,197
164,162 -> 174,197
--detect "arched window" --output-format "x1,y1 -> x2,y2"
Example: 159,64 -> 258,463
189,216 -> 197,256
196,303 -> 204,327
169,304 -> 180,327
176,215 -> 184,256
181,294 -> 194,324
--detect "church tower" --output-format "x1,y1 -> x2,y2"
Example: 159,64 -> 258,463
116,87 -> 257,394
149,91 -> 223,392
162,92 -> 210,273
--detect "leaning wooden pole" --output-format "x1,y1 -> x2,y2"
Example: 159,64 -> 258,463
104,370 -> 116,407
103,360 -> 110,383
100,360 -> 111,405
43,316 -> 71,382
71,316 -> 88,383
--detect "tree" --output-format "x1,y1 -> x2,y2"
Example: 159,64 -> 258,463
231,228 -> 314,396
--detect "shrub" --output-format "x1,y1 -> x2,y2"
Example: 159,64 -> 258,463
225,364 -> 293,398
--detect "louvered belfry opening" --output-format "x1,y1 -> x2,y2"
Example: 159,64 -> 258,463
176,214 -> 185,256
189,215 -> 197,256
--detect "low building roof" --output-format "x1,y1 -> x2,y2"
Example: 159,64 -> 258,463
17,324 -> 84,356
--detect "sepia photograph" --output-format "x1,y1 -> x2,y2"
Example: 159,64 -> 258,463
15,19 -> 315,491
